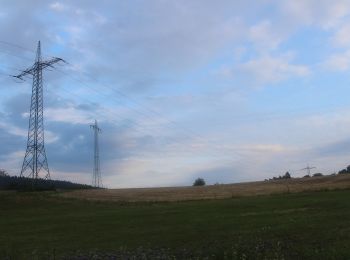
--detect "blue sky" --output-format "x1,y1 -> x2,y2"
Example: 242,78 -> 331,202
1,1 -> 350,188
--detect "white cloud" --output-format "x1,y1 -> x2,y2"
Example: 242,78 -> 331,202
249,20 -> 282,50
241,54 -> 309,84
49,2 -> 66,12
0,150 -> 23,175
45,107 -> 93,124
219,53 -> 309,85
323,49 -> 350,71
331,23 -> 350,47
278,1 -> 350,29
45,130 -> 59,144
0,121 -> 26,137
239,144 -> 288,153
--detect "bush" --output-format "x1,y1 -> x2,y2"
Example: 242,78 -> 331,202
313,173 -> 323,177
193,178 -> 206,186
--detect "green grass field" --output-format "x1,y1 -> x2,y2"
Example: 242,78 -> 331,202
1,189 -> 350,259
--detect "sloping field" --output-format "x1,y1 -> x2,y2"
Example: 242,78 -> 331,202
61,174 -> 350,202
1,180 -> 350,258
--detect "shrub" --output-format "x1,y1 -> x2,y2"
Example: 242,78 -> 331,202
193,178 -> 206,186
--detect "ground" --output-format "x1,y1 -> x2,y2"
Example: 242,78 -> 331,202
62,174 -> 350,202
0,177 -> 350,259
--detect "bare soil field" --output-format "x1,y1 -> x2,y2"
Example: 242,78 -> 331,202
60,174 -> 350,202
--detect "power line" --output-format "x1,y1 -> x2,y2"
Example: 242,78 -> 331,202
0,40 -> 37,53
56,66 -> 202,141
46,81 -> 232,162
69,67 -> 208,140
39,66 -> 204,150
0,44 -> 191,139
0,48 -> 33,62
0,40 -> 207,142
0,41 -> 235,160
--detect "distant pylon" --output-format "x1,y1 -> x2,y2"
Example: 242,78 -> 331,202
300,164 -> 316,176
90,120 -> 102,187
13,41 -> 65,179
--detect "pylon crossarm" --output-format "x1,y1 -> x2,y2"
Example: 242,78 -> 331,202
13,66 -> 36,79
14,57 -> 65,80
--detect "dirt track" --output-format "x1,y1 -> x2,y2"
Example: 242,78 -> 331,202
60,174 -> 350,202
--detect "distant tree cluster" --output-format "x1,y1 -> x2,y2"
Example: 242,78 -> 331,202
193,178 -> 206,186
269,171 -> 291,181
0,174 -> 95,191
338,165 -> 350,175
302,173 -> 324,178
0,169 -> 9,177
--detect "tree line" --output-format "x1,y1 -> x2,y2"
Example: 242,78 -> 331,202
0,169 -> 94,191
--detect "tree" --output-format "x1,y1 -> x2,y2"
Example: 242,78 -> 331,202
284,172 -> 291,179
0,169 -> 8,177
193,178 -> 206,186
338,165 -> 350,174
338,169 -> 348,175
347,165 -> 350,173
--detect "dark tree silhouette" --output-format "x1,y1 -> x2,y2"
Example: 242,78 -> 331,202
270,171 -> 291,180
0,175 -> 95,191
338,169 -> 348,174
193,178 -> 206,186
347,165 -> 350,172
284,172 -> 291,179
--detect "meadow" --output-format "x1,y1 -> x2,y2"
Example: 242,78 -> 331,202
0,182 -> 350,259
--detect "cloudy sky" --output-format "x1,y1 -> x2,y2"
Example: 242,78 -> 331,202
1,1 -> 350,188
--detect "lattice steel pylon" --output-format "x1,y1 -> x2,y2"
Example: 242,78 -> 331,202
14,41 -> 65,179
300,164 -> 316,177
90,120 -> 102,187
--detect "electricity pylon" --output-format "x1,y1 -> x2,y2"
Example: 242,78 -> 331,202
300,164 -> 316,176
90,120 -> 102,188
14,41 -> 65,179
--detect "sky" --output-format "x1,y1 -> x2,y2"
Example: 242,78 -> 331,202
1,1 -> 350,188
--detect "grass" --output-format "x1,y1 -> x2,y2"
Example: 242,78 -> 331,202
0,189 -> 350,259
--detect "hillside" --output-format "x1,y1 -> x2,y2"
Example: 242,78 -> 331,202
61,173 -> 350,202
1,187 -> 350,258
